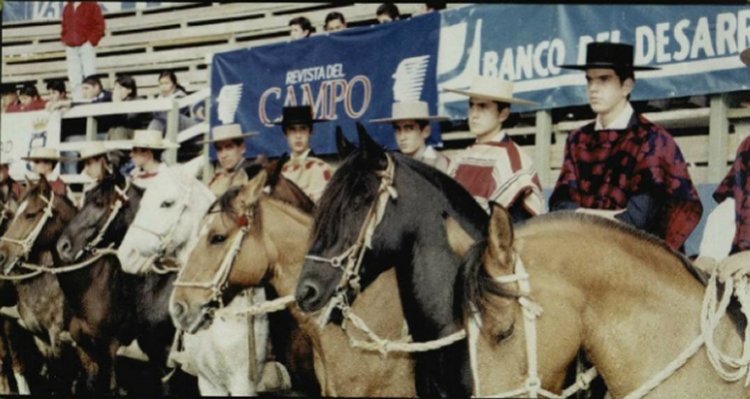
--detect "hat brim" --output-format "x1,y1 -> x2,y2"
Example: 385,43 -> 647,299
370,115 -> 449,123
443,88 -> 537,106
272,119 -> 329,126
131,142 -> 180,150
558,62 -> 660,71
196,132 -> 259,146
21,156 -> 62,162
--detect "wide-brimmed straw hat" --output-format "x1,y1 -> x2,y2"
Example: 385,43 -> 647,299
272,105 -> 328,127
130,129 -> 179,150
21,147 -> 61,162
444,76 -> 536,106
74,141 -> 114,161
559,42 -> 659,71
197,123 -> 258,145
370,101 -> 448,123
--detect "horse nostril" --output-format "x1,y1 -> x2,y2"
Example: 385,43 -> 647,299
171,301 -> 187,319
297,281 -> 320,309
58,238 -> 71,257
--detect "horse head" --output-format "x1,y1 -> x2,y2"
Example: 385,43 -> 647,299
0,175 -> 77,274
117,157 -> 215,274
171,159 -> 314,333
57,170 -> 143,263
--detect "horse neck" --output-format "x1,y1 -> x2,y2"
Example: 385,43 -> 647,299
517,218 -> 742,395
262,198 -> 313,298
107,185 -> 143,246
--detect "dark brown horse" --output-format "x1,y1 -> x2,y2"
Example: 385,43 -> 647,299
0,176 -> 83,394
54,169 -> 199,396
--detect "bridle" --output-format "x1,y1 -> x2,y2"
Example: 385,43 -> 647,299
173,203 -> 255,334
0,191 -> 56,274
127,181 -> 193,265
304,153 -> 398,325
75,179 -> 131,260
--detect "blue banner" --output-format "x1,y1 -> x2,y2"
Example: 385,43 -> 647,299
210,12 -> 441,158
438,4 -> 750,117
2,2 -> 170,23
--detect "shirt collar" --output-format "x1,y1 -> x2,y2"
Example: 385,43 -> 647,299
290,149 -> 311,162
595,102 -> 634,130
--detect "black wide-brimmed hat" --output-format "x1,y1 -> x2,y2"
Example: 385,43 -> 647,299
273,105 -> 328,127
559,42 -> 659,71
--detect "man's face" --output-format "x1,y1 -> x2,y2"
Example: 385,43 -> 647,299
18,94 -> 32,106
284,124 -> 312,156
290,24 -> 309,40
394,120 -> 430,156
81,83 -> 100,100
468,98 -> 506,138
377,14 -> 393,23
113,82 -> 132,102
325,19 -> 346,32
585,68 -> 632,116
83,157 -> 106,180
32,160 -> 54,175
215,140 -> 245,171
130,147 -> 153,168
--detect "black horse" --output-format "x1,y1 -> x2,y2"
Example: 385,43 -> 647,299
55,169 -> 198,395
295,124 -> 491,397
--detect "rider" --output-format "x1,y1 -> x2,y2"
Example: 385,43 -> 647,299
200,123 -> 258,197
128,129 -> 178,189
75,141 -> 117,207
22,147 -> 72,200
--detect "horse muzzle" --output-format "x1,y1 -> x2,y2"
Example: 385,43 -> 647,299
170,299 -> 213,334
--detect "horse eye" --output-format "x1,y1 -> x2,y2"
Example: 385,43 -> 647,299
161,200 -> 175,208
210,234 -> 226,244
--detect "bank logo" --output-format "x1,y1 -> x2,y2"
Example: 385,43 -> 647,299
392,55 -> 430,102
216,83 -> 243,125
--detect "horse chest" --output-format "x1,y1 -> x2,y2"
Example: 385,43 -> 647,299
16,276 -> 65,335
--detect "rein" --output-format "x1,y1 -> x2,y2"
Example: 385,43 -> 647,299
75,179 -> 130,260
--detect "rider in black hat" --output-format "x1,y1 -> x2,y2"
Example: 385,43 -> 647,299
549,42 -> 702,252
275,105 -> 332,203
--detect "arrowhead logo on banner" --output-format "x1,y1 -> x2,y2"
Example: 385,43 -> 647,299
392,55 -> 431,102
216,83 -> 243,125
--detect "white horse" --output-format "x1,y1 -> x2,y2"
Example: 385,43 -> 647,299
117,158 -> 272,396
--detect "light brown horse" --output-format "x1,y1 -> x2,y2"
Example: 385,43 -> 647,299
461,204 -> 748,398
170,168 -> 415,397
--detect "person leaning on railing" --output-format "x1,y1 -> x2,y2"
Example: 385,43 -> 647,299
103,75 -> 153,141
6,84 -> 46,113
147,70 -> 198,134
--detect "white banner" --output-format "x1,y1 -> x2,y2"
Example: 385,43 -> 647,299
0,110 -> 62,180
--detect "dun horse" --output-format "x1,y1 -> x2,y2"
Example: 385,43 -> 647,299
170,162 -> 415,397
295,125 -> 749,398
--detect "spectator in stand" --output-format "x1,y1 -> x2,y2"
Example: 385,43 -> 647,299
45,80 -> 71,112
376,3 -> 400,23
289,16 -> 314,40
81,75 -> 111,103
420,2 -> 446,13
324,12 -> 347,32
61,1 -> 105,102
1,85 -> 20,114
7,85 -> 46,113
106,75 -> 152,140
147,70 -> 197,133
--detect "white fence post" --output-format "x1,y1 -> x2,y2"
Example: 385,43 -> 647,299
534,110 -> 552,186
165,99 -> 180,164
708,94 -> 729,183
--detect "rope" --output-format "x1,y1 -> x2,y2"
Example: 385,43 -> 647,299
341,308 -> 467,356
18,248 -> 119,275
700,253 -> 750,386
229,295 -> 295,317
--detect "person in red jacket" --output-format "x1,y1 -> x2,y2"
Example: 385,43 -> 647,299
61,1 -> 105,102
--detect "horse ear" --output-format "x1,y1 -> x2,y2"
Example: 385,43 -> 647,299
266,154 -> 288,190
239,169 -> 268,206
485,202 -> 515,274
356,122 -> 386,170
336,126 -> 356,159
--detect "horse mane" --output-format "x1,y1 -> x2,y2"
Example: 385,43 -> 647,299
314,150 -> 487,251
